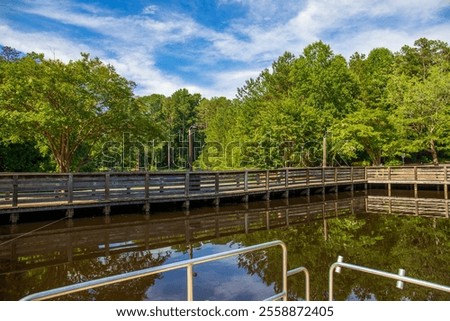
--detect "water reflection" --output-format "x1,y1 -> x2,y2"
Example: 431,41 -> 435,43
0,191 -> 449,301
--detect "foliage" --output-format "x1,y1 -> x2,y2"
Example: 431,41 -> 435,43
0,52 -> 156,172
1,38 -> 450,172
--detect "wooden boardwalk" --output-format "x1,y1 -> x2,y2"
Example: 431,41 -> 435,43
0,167 -> 366,221
1,166 -> 450,222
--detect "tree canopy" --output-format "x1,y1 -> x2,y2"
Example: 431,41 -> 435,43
1,37 -> 449,172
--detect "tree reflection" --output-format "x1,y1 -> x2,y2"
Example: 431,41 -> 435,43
228,214 -> 450,300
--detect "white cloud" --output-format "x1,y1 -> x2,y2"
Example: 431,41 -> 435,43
142,5 -> 158,15
2,0 -> 449,99
0,24 -> 99,62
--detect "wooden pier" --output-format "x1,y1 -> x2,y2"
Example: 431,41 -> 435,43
0,167 -> 366,222
1,166 -> 449,223
366,165 -> 450,198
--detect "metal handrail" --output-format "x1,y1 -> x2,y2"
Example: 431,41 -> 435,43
20,240 -> 310,301
328,256 -> 450,301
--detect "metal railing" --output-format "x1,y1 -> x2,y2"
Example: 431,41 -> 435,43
20,240 -> 310,301
328,256 -> 450,301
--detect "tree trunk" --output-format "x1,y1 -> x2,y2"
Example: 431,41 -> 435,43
430,139 -> 439,165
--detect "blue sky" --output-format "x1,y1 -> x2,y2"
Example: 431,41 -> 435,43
1,0 -> 449,98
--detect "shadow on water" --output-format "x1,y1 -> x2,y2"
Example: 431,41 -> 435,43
0,190 -> 449,301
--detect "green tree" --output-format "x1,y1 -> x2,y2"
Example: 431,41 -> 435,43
332,107 -> 394,165
0,52 -> 152,172
196,97 -> 237,169
333,47 -> 395,165
388,65 -> 450,164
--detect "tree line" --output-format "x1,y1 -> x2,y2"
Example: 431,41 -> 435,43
0,38 -> 449,172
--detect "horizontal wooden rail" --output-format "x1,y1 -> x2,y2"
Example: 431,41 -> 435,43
366,165 -> 449,184
0,167 -> 366,215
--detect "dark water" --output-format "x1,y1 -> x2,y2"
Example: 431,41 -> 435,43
0,190 -> 449,301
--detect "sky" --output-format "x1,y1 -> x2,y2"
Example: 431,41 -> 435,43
1,0 -> 449,98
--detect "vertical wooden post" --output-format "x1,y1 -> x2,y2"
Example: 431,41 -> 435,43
144,172 -> 150,215
244,170 -> 249,192
184,172 -> 190,209
144,173 -> 149,200
214,172 -> 220,206
105,173 -> 110,201
444,165 -> 448,200
67,174 -> 73,204
185,172 -> 190,197
285,169 -> 289,188
12,175 -> 18,207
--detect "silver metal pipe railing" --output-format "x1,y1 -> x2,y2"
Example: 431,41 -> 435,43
21,240 -> 309,301
329,255 -> 450,301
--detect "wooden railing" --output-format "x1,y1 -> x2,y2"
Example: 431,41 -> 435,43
0,167 -> 366,213
366,166 -> 450,184
3,166 -> 450,215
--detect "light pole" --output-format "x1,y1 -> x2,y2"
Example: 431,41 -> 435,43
188,125 -> 197,171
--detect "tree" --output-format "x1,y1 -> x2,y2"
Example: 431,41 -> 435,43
332,107 -> 395,165
388,66 -> 450,164
0,52 -> 153,172
333,48 -> 396,165
196,97 -> 237,169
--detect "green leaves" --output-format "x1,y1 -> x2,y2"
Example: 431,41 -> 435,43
0,52 -> 146,172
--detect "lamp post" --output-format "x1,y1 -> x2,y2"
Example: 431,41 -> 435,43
188,125 -> 197,171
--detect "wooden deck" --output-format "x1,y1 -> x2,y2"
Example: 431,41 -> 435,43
0,167 -> 366,220
1,165 -> 450,222
367,165 -> 450,198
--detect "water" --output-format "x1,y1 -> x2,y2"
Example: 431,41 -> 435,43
0,190 -> 449,301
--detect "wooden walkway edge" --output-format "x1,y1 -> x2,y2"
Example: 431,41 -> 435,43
1,166 -> 449,222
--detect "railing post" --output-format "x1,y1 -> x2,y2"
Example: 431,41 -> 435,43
215,173 -> 219,195
68,174 -> 73,204
145,172 -> 150,200
185,172 -> 190,197
105,173 -> 110,201
443,165 -> 448,200
12,175 -> 18,207
244,170 -> 248,192
285,169 -> 289,188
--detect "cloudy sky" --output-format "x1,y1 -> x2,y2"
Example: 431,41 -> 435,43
1,0 -> 449,98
